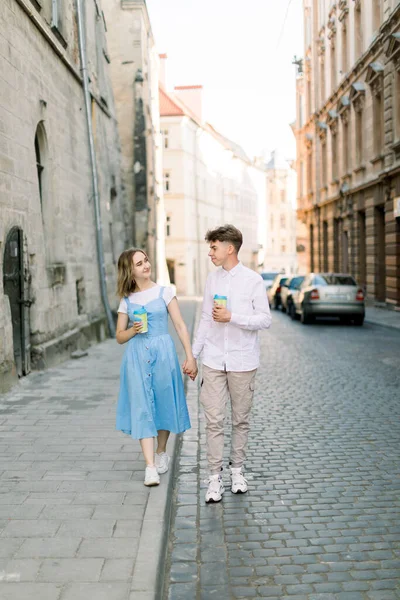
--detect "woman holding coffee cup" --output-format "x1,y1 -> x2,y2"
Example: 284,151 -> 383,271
115,248 -> 194,486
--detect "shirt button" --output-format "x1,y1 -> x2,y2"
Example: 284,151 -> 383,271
147,360 -> 150,363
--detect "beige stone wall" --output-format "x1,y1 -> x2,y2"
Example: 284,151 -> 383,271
102,0 -> 168,285
294,0 -> 400,306
0,0 -> 127,390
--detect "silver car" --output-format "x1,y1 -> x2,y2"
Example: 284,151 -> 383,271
292,273 -> 365,325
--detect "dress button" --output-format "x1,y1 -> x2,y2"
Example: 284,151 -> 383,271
147,360 -> 150,363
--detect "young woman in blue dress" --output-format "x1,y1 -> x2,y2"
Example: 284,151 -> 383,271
116,248 -> 196,486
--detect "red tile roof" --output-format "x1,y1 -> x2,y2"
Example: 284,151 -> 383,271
159,86 -> 185,117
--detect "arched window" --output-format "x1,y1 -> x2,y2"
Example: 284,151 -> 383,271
34,122 -> 48,216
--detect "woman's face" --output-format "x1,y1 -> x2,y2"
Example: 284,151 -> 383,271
132,252 -> 151,281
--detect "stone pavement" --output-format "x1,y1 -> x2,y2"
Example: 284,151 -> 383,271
0,298 -> 197,600
164,311 -> 400,599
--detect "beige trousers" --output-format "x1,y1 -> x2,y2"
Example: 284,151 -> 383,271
200,364 -> 257,474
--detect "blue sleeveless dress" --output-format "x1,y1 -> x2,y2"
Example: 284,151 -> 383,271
116,286 -> 191,439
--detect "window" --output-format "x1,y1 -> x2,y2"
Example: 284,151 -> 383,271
51,0 -> 66,45
355,1 -> 363,58
397,71 -> 400,140
342,23 -> 348,74
281,244 -> 286,253
342,115 -> 351,172
310,224 -> 315,272
331,131 -> 338,180
270,215 -> 274,229
163,129 -> 169,149
35,133 -> 44,210
355,108 -> 363,165
321,139 -> 327,186
323,221 -> 329,271
280,190 -> 286,203
166,215 -> 171,237
300,161 -> 304,196
373,0 -> 381,32
307,149 -> 313,193
373,93 -> 383,156
320,57 -> 325,104
330,40 -> 336,91
164,172 -> 170,192
280,215 -> 286,228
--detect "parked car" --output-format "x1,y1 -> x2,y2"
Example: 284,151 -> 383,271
267,274 -> 290,309
292,273 -> 365,325
281,275 -> 305,314
261,271 -> 280,292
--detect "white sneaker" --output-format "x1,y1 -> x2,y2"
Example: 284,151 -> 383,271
230,467 -> 248,494
155,452 -> 170,474
205,474 -> 225,503
144,466 -> 160,486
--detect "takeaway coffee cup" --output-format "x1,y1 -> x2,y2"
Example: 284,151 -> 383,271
133,308 -> 148,333
214,294 -> 227,307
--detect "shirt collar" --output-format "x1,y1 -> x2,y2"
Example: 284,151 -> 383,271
221,261 -> 242,278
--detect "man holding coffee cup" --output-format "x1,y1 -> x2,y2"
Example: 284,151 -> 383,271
188,225 -> 272,503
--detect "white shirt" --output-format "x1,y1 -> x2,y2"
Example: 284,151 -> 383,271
117,285 -> 175,313
192,262 -> 272,372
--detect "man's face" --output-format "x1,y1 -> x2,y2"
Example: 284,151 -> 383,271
208,240 -> 231,267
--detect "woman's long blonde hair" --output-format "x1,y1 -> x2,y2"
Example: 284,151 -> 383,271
117,248 -> 149,298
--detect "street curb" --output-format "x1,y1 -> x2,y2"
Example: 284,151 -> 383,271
364,317 -> 400,331
130,300 -> 200,600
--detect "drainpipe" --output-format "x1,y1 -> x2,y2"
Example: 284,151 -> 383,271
75,0 -> 115,337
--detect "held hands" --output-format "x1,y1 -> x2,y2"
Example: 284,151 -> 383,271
131,321 -> 143,336
212,303 -> 231,323
183,357 -> 198,381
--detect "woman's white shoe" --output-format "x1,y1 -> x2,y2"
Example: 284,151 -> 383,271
144,466 -> 160,486
205,474 -> 225,503
155,452 -> 170,474
230,467 -> 248,494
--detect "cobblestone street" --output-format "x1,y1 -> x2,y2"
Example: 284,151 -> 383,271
165,313 -> 400,600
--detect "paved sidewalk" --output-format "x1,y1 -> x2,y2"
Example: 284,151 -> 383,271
164,311 -> 400,599
365,306 -> 400,331
0,298 -> 197,600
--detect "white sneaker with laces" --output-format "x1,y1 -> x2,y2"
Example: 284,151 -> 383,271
155,452 -> 170,474
230,467 -> 248,494
205,474 -> 225,503
144,466 -> 160,486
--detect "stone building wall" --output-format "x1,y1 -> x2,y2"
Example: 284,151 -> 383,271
294,0 -> 400,308
0,0 -> 127,392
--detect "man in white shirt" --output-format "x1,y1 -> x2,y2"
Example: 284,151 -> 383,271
188,225 -> 272,503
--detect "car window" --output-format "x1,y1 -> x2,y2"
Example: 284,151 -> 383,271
261,272 -> 279,280
314,274 -> 357,286
289,276 -> 304,289
280,277 -> 288,286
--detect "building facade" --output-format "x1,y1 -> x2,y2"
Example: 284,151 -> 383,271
159,74 -> 266,295
262,150 -> 298,275
294,0 -> 400,308
102,0 -> 169,284
0,0 -> 127,392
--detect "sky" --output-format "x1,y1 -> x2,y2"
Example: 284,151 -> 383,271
146,0 -> 304,161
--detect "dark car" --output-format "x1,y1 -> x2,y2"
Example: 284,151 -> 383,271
280,275 -> 305,314
267,274 -> 290,309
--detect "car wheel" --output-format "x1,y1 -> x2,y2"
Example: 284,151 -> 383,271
301,307 -> 313,324
274,298 -> 280,310
290,303 -> 298,321
353,315 -> 364,326
281,304 -> 286,314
